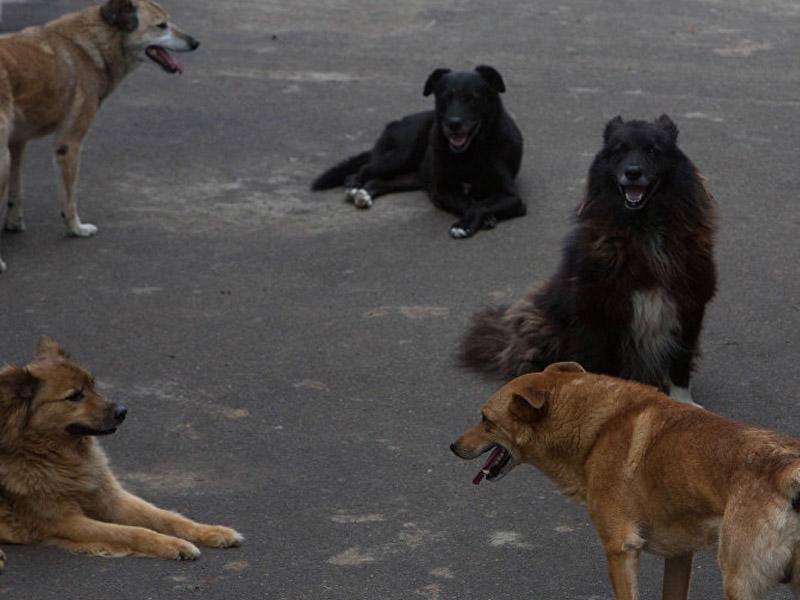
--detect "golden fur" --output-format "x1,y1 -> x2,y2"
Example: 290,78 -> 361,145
0,337 -> 242,571
451,362 -> 800,600
0,0 -> 198,272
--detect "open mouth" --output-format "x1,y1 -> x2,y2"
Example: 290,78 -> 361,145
619,180 -> 658,210
447,122 -> 481,153
65,423 -> 118,436
145,45 -> 183,74
472,443 -> 513,485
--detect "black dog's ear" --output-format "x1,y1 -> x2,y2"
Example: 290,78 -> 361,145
0,366 -> 40,403
100,0 -> 139,33
423,68 -> 451,97
603,115 -> 624,143
656,114 -> 679,144
475,65 -> 506,93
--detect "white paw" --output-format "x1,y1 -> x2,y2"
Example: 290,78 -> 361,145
4,216 -> 25,232
352,189 -> 373,209
67,221 -> 98,238
449,226 -> 469,239
344,188 -> 358,201
670,385 -> 703,408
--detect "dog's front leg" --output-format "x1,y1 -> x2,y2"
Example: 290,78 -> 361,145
54,106 -> 98,238
47,513 -> 201,560
604,545 -> 641,600
4,141 -> 27,233
106,488 -> 243,549
662,553 -> 693,600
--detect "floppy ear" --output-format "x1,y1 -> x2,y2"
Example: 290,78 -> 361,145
509,387 -> 549,424
35,336 -> 67,361
100,0 -> 139,33
603,115 -> 624,143
474,65 -> 506,93
656,114 -> 679,145
544,361 -> 586,374
423,68 -> 451,97
0,366 -> 40,403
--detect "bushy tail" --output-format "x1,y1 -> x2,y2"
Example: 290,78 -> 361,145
458,286 -> 562,380
458,305 -> 513,378
310,151 -> 371,191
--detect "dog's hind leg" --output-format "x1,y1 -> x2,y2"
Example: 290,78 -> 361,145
53,105 -> 98,238
3,141 -> 26,233
352,173 -> 424,208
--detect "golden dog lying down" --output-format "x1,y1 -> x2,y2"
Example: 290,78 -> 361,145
0,337 -> 242,571
452,362 -> 800,600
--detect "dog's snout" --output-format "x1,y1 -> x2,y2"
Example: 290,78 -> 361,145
624,165 -> 643,181
113,406 -> 128,424
187,37 -> 200,51
446,117 -> 463,132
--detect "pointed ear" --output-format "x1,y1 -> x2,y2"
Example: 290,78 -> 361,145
544,361 -> 586,374
509,387 -> 549,423
603,115 -> 624,143
656,114 -> 678,145
423,68 -> 451,97
35,336 -> 67,361
100,0 -> 139,32
475,65 -> 505,93
0,366 -> 40,403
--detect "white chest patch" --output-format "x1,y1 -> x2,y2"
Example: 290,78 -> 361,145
627,288 -> 681,380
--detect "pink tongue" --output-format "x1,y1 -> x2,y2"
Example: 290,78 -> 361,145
472,446 -> 505,485
150,46 -> 183,74
450,134 -> 468,148
625,185 -> 646,203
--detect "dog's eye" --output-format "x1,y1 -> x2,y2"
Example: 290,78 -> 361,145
157,22 -> 168,29
481,414 -> 494,430
65,390 -> 84,402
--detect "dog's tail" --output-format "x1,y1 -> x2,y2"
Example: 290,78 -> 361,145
311,151 -> 371,191
458,287 -> 561,380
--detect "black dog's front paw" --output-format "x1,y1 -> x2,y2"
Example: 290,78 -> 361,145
450,221 -> 476,239
481,215 -> 498,230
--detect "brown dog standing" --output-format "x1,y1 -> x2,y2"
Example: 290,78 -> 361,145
0,0 -> 199,272
451,362 -> 800,600
0,337 -> 242,570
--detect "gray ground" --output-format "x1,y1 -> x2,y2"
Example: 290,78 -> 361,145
0,0 -> 798,598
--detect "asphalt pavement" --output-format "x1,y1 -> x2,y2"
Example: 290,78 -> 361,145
0,0 -> 798,598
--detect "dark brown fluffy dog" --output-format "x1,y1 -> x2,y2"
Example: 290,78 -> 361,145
452,362 -> 800,600
0,337 -> 242,570
459,115 -> 716,404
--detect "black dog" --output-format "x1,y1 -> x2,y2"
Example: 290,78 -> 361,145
459,115 -> 717,403
311,66 -> 526,239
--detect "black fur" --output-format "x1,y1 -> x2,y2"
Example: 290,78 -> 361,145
311,66 -> 526,239
459,115 -> 717,395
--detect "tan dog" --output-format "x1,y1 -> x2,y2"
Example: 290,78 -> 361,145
0,0 -> 199,272
451,362 -> 800,600
0,337 -> 242,571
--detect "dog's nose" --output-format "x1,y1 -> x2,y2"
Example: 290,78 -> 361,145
188,37 -> 200,51
624,165 -> 643,181
446,117 -> 463,132
113,406 -> 128,424
449,443 -> 459,456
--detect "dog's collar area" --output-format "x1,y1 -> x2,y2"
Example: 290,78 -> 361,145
145,46 -> 182,74
472,444 -> 512,485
